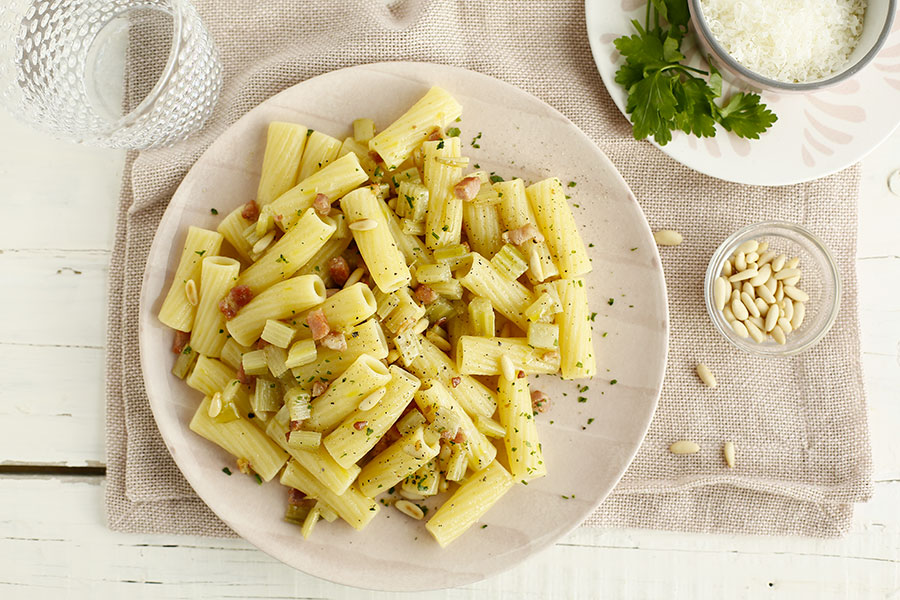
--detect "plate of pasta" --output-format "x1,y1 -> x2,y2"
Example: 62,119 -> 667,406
139,62 -> 668,591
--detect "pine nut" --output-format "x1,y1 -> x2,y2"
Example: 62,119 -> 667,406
771,254 -> 786,272
756,284 -> 775,304
723,442 -> 736,468
184,279 -> 199,306
784,286 -> 809,302
714,277 -> 730,311
357,387 -> 387,411
500,355 -> 516,381
208,392 -> 223,418
791,302 -> 806,330
742,282 -> 755,298
723,305 -> 736,322
696,363 -> 717,388
398,488 -> 426,501
343,267 -> 365,288
774,267 -> 800,281
765,307 -> 779,332
741,292 -> 760,318
394,500 -> 425,520
252,230 -> 276,255
786,256 -> 800,269
722,259 -> 733,277
745,251 -> 759,263
770,325 -> 786,344
775,281 -> 784,302
736,239 -> 759,255
764,276 -> 777,293
749,264 -> 772,287
734,252 -> 747,271
745,319 -> 765,343
731,320 -> 749,338
757,241 -> 769,253
728,268 -> 758,283
755,298 -> 769,316
757,250 -> 775,266
669,440 -> 700,454
747,316 -> 765,330
778,317 -> 793,334
731,293 -> 749,321
349,218 -> 378,231
653,229 -> 683,246
783,275 -> 801,287
783,297 -> 794,321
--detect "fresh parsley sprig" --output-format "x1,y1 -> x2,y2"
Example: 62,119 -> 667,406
613,0 -> 776,145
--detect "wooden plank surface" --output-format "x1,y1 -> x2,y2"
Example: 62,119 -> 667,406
0,476 -> 897,599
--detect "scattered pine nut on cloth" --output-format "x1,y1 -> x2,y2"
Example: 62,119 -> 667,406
105,0 -> 871,539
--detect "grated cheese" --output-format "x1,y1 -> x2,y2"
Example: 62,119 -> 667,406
698,0 -> 866,83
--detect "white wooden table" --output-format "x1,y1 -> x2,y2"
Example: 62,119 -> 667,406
1,107 -> 898,598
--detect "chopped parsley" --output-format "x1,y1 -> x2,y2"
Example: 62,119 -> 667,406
436,140 -> 445,150
210,208 -> 218,215
608,298 -> 615,305
489,174 -> 504,183
254,474 -> 263,485
222,467 -> 232,476
471,132 -> 482,148
446,127 -> 461,137
275,254 -> 289,264
194,250 -> 206,256
567,181 -> 577,188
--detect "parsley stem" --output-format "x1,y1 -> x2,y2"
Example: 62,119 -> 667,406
645,0 -> 651,30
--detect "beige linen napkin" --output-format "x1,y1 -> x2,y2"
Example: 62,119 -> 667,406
106,0 -> 872,537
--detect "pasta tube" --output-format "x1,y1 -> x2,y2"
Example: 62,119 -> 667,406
266,407 -> 361,495
553,278 -> 597,379
463,201 -> 503,258
423,137 -> 463,249
269,153 -> 369,230
357,426 -> 440,497
525,178 -> 591,277
256,122 -> 308,206
190,256 -> 241,357
414,380 -> 496,471
494,178 -> 559,283
226,275 -> 326,346
368,86 -> 463,170
323,365 -> 421,469
280,460 -> 379,530
189,396 -> 288,482
407,338 -> 497,419
235,208 -> 336,294
290,319 -> 389,385
425,461 -> 514,547
457,253 -> 535,331
306,354 -> 392,433
158,226 -> 224,331
297,130 -> 342,181
341,187 -> 411,293
217,206 -> 254,262
497,374 -> 546,482
456,336 -> 561,376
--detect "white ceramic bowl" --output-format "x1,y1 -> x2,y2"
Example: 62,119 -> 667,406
689,0 -> 897,92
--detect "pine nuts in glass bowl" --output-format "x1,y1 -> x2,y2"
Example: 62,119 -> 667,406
704,221 -> 841,357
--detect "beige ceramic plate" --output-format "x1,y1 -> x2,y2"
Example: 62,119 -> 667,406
139,62 -> 668,591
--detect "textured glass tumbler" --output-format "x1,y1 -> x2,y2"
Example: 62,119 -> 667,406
0,0 -> 222,149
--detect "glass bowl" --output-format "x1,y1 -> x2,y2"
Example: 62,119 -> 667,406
704,221 -> 841,356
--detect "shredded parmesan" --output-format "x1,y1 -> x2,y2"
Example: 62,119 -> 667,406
698,0 -> 866,83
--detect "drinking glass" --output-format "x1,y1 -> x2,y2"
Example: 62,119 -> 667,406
0,0 -> 222,149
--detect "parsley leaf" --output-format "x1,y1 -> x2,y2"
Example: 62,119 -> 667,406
613,0 -> 775,146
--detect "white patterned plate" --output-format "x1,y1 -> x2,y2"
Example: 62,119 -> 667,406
139,62 -> 668,591
586,0 -> 900,186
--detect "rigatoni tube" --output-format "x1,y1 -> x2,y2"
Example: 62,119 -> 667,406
226,275 -> 326,346
425,461 -> 514,547
457,253 -> 535,331
553,278 -> 596,379
525,177 -> 591,277
357,426 -> 439,497
368,86 -> 463,170
341,186 -> 411,293
269,153 -> 369,230
407,338 -> 497,419
235,208 -> 335,294
414,380 -> 496,471
323,365 -> 421,469
290,319 -> 389,385
190,256 -> 241,357
157,226 -> 223,331
297,130 -> 342,181
423,137 -> 463,249
189,396 -> 288,482
256,122 -> 308,206
306,354 -> 392,433
497,374 -> 546,482
456,336 -> 561,376
280,460 -> 379,530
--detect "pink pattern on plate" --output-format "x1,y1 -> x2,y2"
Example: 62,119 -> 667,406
703,137 -> 722,158
881,42 -> 900,58
827,80 -> 861,94
728,134 -> 751,157
803,129 -> 835,156
807,96 -> 866,123
804,111 -> 853,144
887,78 -> 900,90
801,145 -> 815,167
